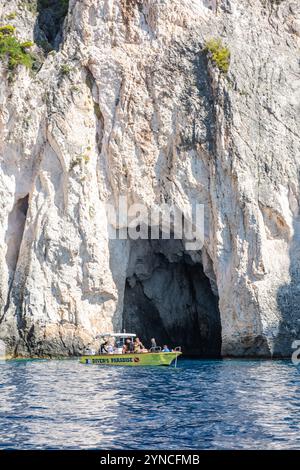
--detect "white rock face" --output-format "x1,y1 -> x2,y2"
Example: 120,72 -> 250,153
0,0 -> 299,356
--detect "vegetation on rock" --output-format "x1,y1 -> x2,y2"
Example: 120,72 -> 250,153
204,38 -> 230,74
5,12 -> 17,20
0,25 -> 16,36
70,153 -> 90,171
60,63 -> 72,76
0,25 -> 34,70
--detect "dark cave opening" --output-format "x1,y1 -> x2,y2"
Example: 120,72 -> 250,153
123,239 -> 221,357
34,0 -> 69,51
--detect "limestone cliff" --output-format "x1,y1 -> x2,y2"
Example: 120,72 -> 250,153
0,0 -> 299,357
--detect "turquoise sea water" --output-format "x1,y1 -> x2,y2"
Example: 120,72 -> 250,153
0,358 -> 299,450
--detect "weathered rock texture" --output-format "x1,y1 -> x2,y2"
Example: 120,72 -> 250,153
0,0 -> 299,357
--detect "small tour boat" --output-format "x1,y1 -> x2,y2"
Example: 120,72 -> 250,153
80,333 -> 182,367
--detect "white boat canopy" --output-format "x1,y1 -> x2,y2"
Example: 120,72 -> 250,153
96,333 -> 136,338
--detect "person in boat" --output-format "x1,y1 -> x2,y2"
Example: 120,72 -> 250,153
100,340 -> 109,354
100,337 -> 115,354
134,337 -> 148,353
106,343 -> 114,354
162,345 -> 170,352
150,338 -> 157,350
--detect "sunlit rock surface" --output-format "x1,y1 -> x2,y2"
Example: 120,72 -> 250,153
0,0 -> 299,357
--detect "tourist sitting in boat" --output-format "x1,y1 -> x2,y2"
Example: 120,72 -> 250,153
134,337 -> 148,353
162,345 -> 171,352
122,338 -> 134,354
106,344 -> 114,354
100,340 -> 109,354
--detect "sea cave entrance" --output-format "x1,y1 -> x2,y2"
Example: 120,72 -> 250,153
122,238 -> 221,357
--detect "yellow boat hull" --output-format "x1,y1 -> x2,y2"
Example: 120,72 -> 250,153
79,351 -> 181,366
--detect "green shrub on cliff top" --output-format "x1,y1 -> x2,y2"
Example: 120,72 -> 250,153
204,38 -> 230,74
0,24 -> 34,70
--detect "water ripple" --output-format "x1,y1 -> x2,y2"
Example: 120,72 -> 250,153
0,359 -> 300,449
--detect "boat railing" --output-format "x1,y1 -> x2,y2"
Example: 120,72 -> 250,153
174,346 -> 182,352
149,346 -> 162,352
